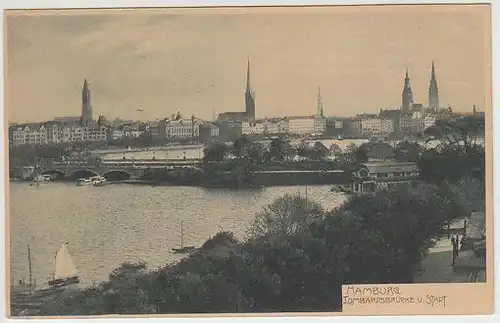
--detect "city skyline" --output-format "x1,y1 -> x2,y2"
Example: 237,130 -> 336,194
5,5 -> 490,123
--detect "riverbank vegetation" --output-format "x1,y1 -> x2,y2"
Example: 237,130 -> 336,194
34,176 -> 482,315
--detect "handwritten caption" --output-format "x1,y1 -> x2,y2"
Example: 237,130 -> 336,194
342,285 -> 448,308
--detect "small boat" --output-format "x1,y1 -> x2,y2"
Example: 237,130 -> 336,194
48,242 -> 80,288
337,134 -> 344,140
172,221 -> 196,254
92,176 -> 107,187
76,176 -> 106,186
30,174 -> 49,187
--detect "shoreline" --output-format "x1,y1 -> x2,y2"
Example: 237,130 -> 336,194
10,178 -> 346,189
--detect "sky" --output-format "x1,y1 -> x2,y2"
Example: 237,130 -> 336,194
5,5 -> 491,123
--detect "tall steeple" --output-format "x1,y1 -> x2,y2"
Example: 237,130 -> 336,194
316,86 -> 324,116
81,78 -> 93,125
428,61 -> 440,111
401,68 -> 414,112
246,59 -> 251,92
245,59 -> 256,120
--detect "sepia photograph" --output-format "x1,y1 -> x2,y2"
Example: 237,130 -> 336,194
3,3 -> 493,317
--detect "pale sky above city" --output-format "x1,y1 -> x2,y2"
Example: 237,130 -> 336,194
5,5 -> 491,123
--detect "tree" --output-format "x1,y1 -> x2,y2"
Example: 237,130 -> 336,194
296,140 -> 311,159
394,140 -> 423,162
203,141 -> 229,162
246,142 -> 265,164
424,115 -> 485,153
341,143 -> 365,164
311,142 -> 329,160
420,116 -> 485,181
329,143 -> 342,157
440,177 -> 485,214
247,194 -> 325,238
269,137 -> 287,161
201,231 -> 239,251
233,135 -> 251,159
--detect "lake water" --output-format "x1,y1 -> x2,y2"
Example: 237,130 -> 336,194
9,183 -> 346,287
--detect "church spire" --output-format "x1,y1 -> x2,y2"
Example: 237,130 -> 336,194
316,86 -> 324,116
245,59 -> 255,120
401,68 -> 413,111
81,78 -> 92,125
246,58 -> 251,93
428,60 -> 439,111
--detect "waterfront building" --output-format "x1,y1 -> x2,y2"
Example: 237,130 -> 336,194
215,120 -> 243,140
46,123 -> 64,143
11,125 -> 48,146
381,118 -> 395,135
313,116 -> 327,134
350,161 -> 420,194
345,117 -> 363,137
241,119 -> 284,136
81,125 -> 107,142
242,121 -> 265,135
276,118 -> 289,133
423,115 -> 437,130
287,116 -> 316,136
217,60 -> 256,121
199,123 -> 220,142
111,130 -> 126,140
350,142 -> 420,194
161,118 -> 201,139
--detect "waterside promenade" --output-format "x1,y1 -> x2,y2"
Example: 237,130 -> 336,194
414,217 -> 486,283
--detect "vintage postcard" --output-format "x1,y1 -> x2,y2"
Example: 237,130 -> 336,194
3,3 -> 493,318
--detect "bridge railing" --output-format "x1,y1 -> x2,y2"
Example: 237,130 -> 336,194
103,158 -> 202,163
48,158 -> 202,165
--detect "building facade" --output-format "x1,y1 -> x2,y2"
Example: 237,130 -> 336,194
162,118 -> 200,139
287,116 -> 316,135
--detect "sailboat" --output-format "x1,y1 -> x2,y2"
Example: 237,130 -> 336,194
171,221 -> 196,254
48,242 -> 80,288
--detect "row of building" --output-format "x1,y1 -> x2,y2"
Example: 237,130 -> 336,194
9,61 -> 484,147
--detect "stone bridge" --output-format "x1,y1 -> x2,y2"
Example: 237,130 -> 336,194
38,158 -> 203,180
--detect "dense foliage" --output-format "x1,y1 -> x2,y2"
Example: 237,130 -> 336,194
35,179 -> 476,315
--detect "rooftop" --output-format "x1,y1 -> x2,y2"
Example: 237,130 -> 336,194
359,161 -> 419,174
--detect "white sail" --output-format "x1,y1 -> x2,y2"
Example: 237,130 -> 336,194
54,242 -> 78,280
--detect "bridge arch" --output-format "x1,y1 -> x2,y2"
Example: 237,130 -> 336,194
102,170 -> 131,181
70,169 -> 99,180
40,170 -> 65,179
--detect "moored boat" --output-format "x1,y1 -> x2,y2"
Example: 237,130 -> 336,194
76,176 -> 106,186
171,221 -> 196,254
11,243 -> 81,315
48,242 -> 80,288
